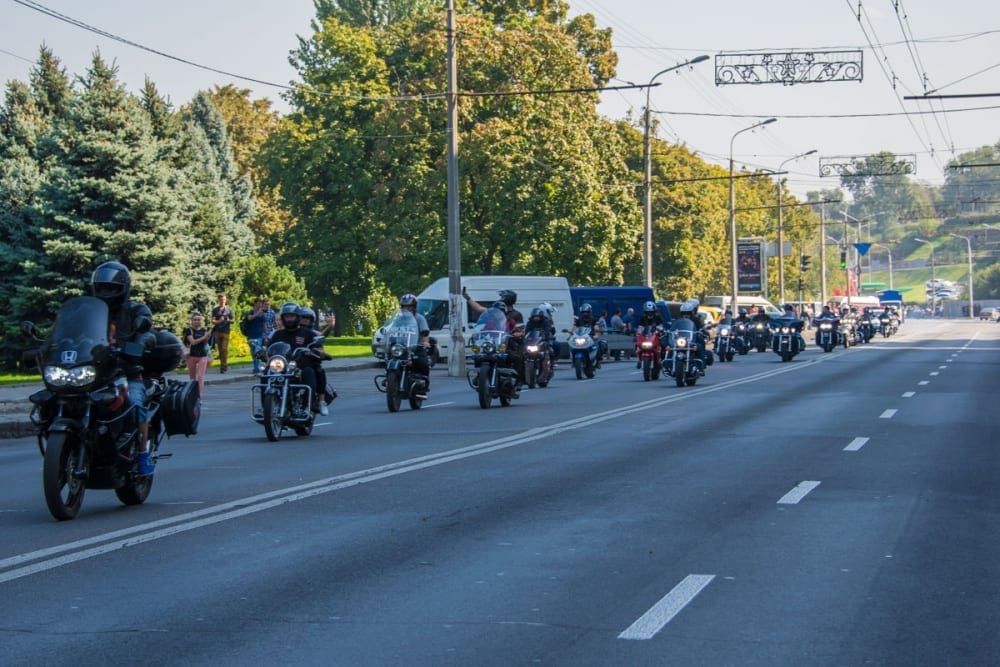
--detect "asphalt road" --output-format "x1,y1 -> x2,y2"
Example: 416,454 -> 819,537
1,319 -> 998,665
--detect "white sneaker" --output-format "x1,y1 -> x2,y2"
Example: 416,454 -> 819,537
318,403 -> 329,416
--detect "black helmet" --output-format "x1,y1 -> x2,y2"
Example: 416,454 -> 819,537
298,306 -> 316,325
91,260 -> 132,308
399,293 -> 417,309
580,303 -> 593,313
491,300 -> 507,313
498,289 -> 517,307
643,301 -> 656,314
738,308 -> 748,316
529,307 -> 544,319
784,304 -> 794,313
279,301 -> 300,329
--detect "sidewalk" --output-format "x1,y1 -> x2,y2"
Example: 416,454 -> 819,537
0,357 -> 380,439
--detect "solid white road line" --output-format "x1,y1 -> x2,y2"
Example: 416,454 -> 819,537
618,574 -> 716,640
844,437 -> 870,452
777,481 -> 821,505
880,409 -> 897,419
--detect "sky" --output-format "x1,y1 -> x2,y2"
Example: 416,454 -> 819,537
2,0 -> 999,201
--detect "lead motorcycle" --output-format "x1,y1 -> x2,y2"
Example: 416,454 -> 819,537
664,319 -> 705,387
27,296 -> 199,521
814,316 -> 841,353
749,318 -> 770,353
770,316 -> 805,362
467,307 -> 520,408
374,310 -> 429,411
634,324 -> 663,381
566,325 -> 601,379
251,338 -> 327,441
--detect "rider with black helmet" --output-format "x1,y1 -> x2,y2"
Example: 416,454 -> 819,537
634,300 -> 666,366
267,302 -> 328,415
298,306 -> 335,410
91,260 -> 157,474
577,303 -> 608,367
464,288 -> 524,324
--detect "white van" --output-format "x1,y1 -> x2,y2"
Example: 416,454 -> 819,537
703,295 -> 782,316
416,275 -> 573,361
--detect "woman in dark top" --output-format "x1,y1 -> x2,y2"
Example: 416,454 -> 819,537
184,312 -> 212,396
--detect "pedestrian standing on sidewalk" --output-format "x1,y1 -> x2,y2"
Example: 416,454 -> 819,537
243,297 -> 267,375
184,312 -> 212,398
211,292 -> 235,373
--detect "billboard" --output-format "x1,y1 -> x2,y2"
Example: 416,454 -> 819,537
737,242 -> 762,292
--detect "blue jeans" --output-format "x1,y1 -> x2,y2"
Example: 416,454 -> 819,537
248,338 -> 263,373
128,378 -> 148,424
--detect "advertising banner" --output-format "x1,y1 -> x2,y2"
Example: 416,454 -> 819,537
737,242 -> 762,292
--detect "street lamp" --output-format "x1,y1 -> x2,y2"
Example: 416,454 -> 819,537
914,237 -> 936,315
642,55 -> 710,288
776,149 -> 816,305
870,242 -> 894,290
949,233 -> 974,319
729,117 -> 777,315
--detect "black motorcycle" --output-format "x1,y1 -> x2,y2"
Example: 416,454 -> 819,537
466,308 -> 520,409
665,319 -> 705,387
749,319 -> 770,353
770,316 -> 805,362
251,339 -> 326,441
732,321 -> 751,355
374,311 -> 429,411
714,322 -> 735,362
27,296 -> 198,521
814,317 -> 841,353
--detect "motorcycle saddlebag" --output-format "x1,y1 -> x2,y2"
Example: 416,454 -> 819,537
143,329 -> 185,376
162,379 -> 201,437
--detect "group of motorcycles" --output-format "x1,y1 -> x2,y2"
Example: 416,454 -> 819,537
814,308 -> 902,352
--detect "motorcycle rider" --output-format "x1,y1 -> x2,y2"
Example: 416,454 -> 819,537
671,298 -> 709,369
635,301 -> 665,367
398,293 -> 432,398
813,304 -> 841,344
538,302 -> 561,364
779,303 -> 807,352
91,261 -> 157,474
577,303 -> 608,367
464,287 -> 524,324
297,306 -> 336,409
267,302 -> 328,415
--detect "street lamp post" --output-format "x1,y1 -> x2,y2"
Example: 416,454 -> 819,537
642,55 -> 709,288
870,242 -> 894,290
730,118 -> 777,315
915,238 -> 936,315
949,233 -> 974,319
776,149 -> 816,305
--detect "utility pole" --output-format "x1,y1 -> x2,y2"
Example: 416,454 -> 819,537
445,0 -> 464,376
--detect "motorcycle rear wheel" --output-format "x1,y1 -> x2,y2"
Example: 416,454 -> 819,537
478,366 -> 492,409
386,371 -> 402,413
43,431 -> 86,521
263,393 -> 282,442
525,359 -> 537,389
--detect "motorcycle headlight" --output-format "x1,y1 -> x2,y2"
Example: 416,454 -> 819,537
389,343 -> 406,359
675,337 -> 688,348
755,323 -> 764,330
781,326 -> 791,334
880,317 -> 889,323
44,364 -> 97,388
526,344 -> 540,353
481,341 -> 496,354
268,356 -> 288,374
572,336 -> 588,346
640,341 -> 653,350
719,327 -> 730,336
820,323 -> 832,330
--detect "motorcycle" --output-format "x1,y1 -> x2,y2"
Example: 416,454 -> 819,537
634,324 -> 663,381
522,328 -> 554,388
566,325 -> 601,379
374,310 -> 430,411
251,338 -> 327,441
732,321 -> 751,355
749,319 -> 770,352
27,296 -> 198,521
713,322 -> 735,362
770,316 -> 805,362
814,317 -> 841,353
879,313 -> 894,337
665,319 -> 704,387
857,313 -> 875,344
466,308 -> 520,408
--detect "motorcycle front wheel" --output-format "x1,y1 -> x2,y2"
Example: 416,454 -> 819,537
584,358 -> 596,379
537,356 -> 551,388
386,370 -> 402,413
573,357 -> 584,380
262,393 -> 282,442
525,359 -> 537,389
43,431 -> 86,521
642,357 -> 652,381
478,366 -> 492,409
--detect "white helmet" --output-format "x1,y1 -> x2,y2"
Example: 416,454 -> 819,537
680,298 -> 700,315
539,302 -> 556,318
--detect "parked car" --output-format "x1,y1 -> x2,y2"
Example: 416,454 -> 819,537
979,307 -> 999,322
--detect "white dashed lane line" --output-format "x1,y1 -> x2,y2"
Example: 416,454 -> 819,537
618,575 -> 716,640
880,409 -> 897,419
845,437 -> 869,451
777,481 -> 821,505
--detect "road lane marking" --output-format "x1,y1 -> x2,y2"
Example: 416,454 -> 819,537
929,371 -> 939,376
618,575 -> 715,640
939,365 -> 948,369
902,392 -> 915,398
844,437 -> 869,451
880,409 -> 897,419
918,380 -> 929,385
777,481 -> 821,504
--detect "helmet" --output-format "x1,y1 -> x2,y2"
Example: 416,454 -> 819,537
492,300 -> 507,313
580,303 -> 593,313
498,289 -> 517,307
539,302 -> 555,318
643,301 -> 656,314
739,308 -> 748,316
298,306 -> 316,325
529,307 -> 544,319
91,261 -> 132,308
399,293 -> 417,309
784,304 -> 795,313
279,301 -> 301,329
680,298 -> 699,315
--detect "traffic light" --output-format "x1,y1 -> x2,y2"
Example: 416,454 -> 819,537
800,255 -> 812,271
839,250 -> 847,269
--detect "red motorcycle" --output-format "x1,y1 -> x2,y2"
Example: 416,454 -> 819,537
634,324 -> 664,381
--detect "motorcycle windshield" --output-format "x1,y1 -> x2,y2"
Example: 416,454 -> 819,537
524,328 -> 547,345
475,307 -> 509,333
385,311 -> 420,348
670,318 -> 696,333
41,296 -> 115,373
637,324 -> 657,337
266,340 -> 292,359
